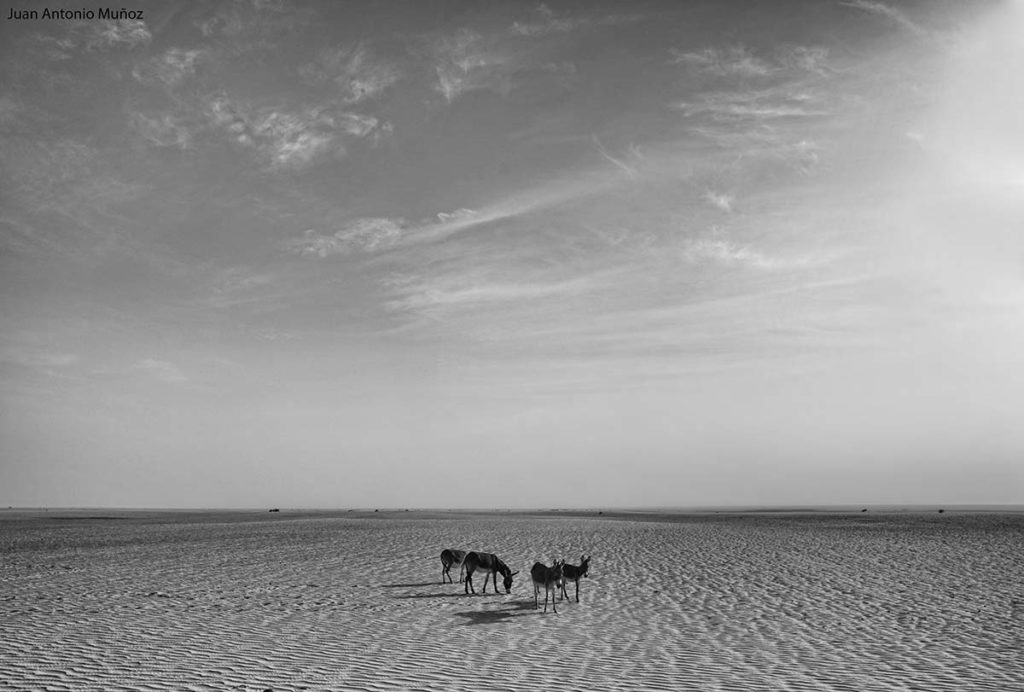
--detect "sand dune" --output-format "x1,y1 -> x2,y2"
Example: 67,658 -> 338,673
1,509 -> 1021,691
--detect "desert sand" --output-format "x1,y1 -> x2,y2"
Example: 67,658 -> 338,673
1,508 -> 1021,691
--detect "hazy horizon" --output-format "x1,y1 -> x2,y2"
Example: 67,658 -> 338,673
3,504 -> 1023,513
3,0 -> 1023,509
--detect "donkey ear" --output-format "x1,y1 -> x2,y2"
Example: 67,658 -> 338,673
511,570 -> 520,576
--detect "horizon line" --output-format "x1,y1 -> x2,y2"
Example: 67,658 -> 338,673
3,504 -> 1022,514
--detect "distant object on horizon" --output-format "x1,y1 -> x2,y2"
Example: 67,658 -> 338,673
269,508 -> 279,513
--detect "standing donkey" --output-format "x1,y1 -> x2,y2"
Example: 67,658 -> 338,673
559,555 -> 590,602
440,549 -> 466,584
463,552 -> 518,595
530,560 -> 564,613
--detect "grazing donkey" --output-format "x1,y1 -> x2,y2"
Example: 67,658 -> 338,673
463,552 -> 518,595
440,549 -> 467,584
530,560 -> 564,613
559,555 -> 590,602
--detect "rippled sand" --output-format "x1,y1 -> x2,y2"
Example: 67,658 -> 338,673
1,508 -> 1021,691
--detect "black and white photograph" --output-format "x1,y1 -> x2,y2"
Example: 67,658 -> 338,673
2,0 -> 1022,690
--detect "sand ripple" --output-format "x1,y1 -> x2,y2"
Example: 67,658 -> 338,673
1,510 -> 1021,691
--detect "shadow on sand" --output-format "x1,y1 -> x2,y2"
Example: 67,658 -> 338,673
452,599 -> 538,625
393,591 -> 465,600
382,582 -> 443,588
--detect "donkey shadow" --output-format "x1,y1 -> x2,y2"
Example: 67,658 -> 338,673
452,598 -> 538,625
393,591 -> 465,600
384,580 -> 479,600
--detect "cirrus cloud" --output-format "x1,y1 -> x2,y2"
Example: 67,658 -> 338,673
288,217 -> 406,258
299,44 -> 401,105
132,48 -> 204,88
432,29 -> 511,103
204,95 -> 390,170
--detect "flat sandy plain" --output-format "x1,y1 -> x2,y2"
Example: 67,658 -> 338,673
1,508 -> 1021,692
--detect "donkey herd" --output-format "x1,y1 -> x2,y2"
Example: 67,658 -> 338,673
440,549 -> 591,614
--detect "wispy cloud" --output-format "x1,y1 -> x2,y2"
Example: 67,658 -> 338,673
511,4 -> 586,37
288,207 -> 515,260
132,48 -> 204,88
841,1 -> 931,39
386,274 -> 596,314
667,40 -> 836,194
85,20 -> 152,51
430,8 -> 638,104
673,89 -> 829,121
205,96 -> 388,169
132,113 -> 192,148
702,190 -> 734,213
22,18 -> 151,61
377,249 -> 631,347
592,135 -> 639,179
0,134 -> 155,257
408,206 -> 511,248
135,358 -> 186,384
778,45 -> 832,76
201,268 -> 289,311
391,159 -> 645,254
29,34 -> 77,61
254,327 -> 301,342
371,184 -> 817,352
196,0 -> 313,45
434,208 -> 478,225
0,350 -> 80,378
378,237 -> 830,363
214,268 -> 277,294
288,217 -> 407,258
670,45 -> 774,78
198,10 -> 244,38
432,29 -> 510,103
252,111 -> 336,168
685,126 -> 821,179
511,4 -> 638,38
299,44 -> 401,104
670,50 -> 829,185
335,112 -> 384,138
682,236 -> 776,269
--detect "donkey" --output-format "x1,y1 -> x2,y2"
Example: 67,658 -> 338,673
440,549 -> 467,584
463,551 -> 518,595
530,560 -> 564,613
559,555 -> 590,602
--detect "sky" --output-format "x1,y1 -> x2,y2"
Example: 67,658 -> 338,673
2,0 -> 1023,509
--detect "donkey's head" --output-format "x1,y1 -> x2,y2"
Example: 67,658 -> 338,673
579,555 -> 591,578
502,567 -> 519,594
